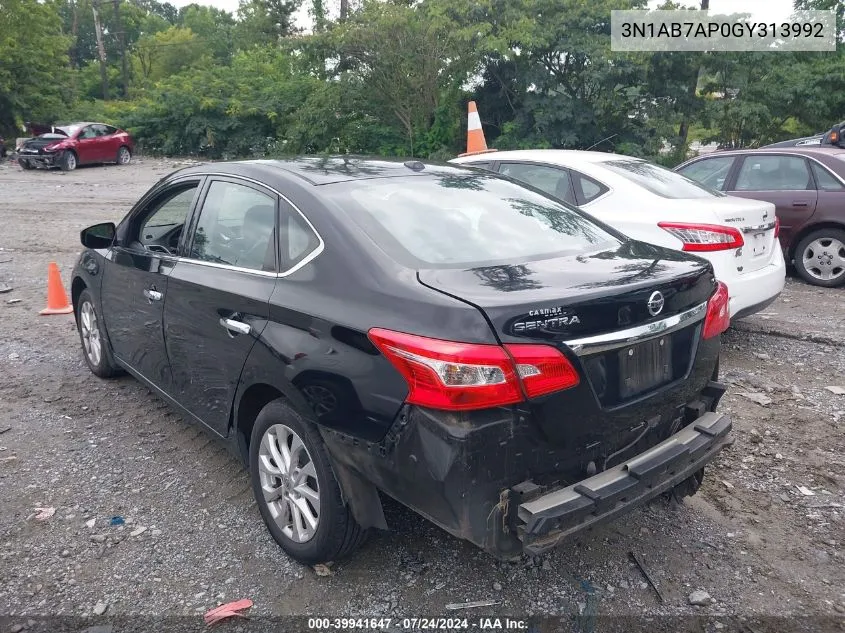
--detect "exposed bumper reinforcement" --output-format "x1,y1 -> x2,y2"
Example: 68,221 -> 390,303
516,412 -> 731,554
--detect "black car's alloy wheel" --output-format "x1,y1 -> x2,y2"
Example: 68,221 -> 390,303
794,228 -> 845,287
19,160 -> 34,170
75,289 -> 123,378
249,399 -> 367,564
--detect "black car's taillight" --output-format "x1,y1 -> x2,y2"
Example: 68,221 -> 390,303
367,328 -> 579,411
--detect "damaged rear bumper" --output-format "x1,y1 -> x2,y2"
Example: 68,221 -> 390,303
322,372 -> 729,559
515,411 -> 731,554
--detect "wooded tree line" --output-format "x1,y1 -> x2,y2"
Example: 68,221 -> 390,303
1,0 -> 843,162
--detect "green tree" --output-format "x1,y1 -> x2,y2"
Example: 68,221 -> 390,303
328,0 -> 476,155
444,0 -> 662,155
132,26 -> 206,83
235,0 -> 302,48
179,4 -> 235,62
0,0 -> 72,133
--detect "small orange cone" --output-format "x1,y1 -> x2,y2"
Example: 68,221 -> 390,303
459,101 -> 498,157
39,262 -> 74,315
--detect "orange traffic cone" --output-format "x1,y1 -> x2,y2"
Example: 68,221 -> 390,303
459,101 -> 498,157
39,262 -> 74,315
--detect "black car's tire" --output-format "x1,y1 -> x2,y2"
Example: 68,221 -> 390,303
794,228 -> 845,287
75,289 -> 123,378
249,399 -> 368,564
19,160 -> 34,170
60,150 -> 78,172
116,146 -> 131,165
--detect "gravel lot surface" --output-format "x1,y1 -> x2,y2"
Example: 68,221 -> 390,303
0,159 -> 843,631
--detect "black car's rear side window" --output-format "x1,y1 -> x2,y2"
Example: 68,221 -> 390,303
330,175 -> 619,268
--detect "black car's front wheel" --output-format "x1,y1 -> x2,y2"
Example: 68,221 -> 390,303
19,160 -> 34,170
249,399 -> 367,564
76,289 -> 123,378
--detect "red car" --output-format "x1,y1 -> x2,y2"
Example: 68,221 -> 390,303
17,122 -> 134,172
676,147 -> 845,287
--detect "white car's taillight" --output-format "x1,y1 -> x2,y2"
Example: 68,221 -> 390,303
702,281 -> 730,339
658,222 -> 744,252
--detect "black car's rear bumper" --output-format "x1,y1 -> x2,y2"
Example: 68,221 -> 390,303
515,411 -> 731,554
322,372 -> 730,558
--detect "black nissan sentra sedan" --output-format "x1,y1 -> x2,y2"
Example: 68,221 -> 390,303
71,157 -> 732,563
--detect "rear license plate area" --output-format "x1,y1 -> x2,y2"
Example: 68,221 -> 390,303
619,336 -> 673,399
750,230 -> 769,257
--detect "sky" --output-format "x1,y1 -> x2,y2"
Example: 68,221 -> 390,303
164,0 -> 799,26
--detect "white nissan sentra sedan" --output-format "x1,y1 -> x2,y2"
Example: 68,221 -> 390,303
451,150 -> 786,319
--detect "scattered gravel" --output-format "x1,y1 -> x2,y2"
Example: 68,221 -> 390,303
688,590 -> 712,606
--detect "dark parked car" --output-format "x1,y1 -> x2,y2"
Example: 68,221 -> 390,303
762,135 -> 823,148
17,122 -> 134,171
71,157 -> 732,563
676,148 -> 845,287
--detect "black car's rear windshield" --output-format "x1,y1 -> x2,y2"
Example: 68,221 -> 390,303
328,174 -> 620,268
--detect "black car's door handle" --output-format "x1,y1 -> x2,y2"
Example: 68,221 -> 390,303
143,288 -> 163,302
792,201 -> 810,207
220,318 -> 251,336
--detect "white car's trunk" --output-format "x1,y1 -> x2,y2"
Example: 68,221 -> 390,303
682,197 -> 778,275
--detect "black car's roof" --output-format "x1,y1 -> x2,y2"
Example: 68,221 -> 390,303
172,156 -> 477,186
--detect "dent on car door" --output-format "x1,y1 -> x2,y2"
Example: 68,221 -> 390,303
727,155 -> 818,247
101,179 -> 202,390
163,178 -> 279,436
237,198 -> 396,443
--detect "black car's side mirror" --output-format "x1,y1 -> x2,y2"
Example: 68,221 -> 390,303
81,222 -> 116,249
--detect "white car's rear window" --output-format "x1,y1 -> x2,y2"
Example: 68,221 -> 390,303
602,159 -> 725,199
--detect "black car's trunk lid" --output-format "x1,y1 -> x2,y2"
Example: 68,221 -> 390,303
418,240 -> 717,457
417,240 -> 714,345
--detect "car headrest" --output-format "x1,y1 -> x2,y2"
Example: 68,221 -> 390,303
244,204 -> 275,229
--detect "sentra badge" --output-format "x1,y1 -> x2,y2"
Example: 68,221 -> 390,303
512,306 -> 580,332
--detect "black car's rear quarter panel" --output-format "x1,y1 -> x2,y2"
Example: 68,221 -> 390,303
235,219 -> 502,444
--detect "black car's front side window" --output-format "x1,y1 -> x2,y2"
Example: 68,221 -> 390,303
188,180 -> 278,272
332,174 -> 620,268
135,184 -> 199,254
